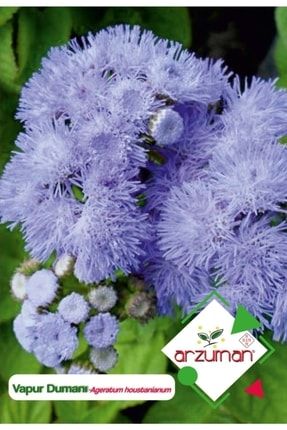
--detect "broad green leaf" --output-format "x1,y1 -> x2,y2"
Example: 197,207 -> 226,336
80,402 -> 125,424
140,7 -> 192,47
0,394 -> 51,423
210,329 -> 224,340
99,7 -> 192,47
274,37 -> 287,88
197,332 -> 209,341
54,400 -> 90,423
112,317 -> 170,374
275,7 -> 287,48
0,7 -> 19,27
54,399 -> 124,424
0,22 -> 20,93
221,335 -> 287,423
17,7 -> 73,84
143,376 -> 214,423
72,332 -> 88,359
0,91 -> 20,162
99,7 -> 143,29
0,226 -> 26,322
0,321 -> 42,381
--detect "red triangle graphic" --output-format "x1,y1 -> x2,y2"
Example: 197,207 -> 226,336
244,379 -> 264,399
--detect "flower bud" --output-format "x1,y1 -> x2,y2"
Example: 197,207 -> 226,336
54,254 -> 75,278
18,259 -> 40,276
126,291 -> 156,323
11,272 -> 28,301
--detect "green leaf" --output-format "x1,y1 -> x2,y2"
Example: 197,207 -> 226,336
113,317 -> 169,374
99,7 -> 192,47
0,321 -> 42,381
54,400 -> 90,423
72,331 -> 88,359
197,332 -> 209,341
54,400 -> 123,424
0,394 -> 51,423
99,7 -> 143,29
274,37 -> 287,88
0,22 -> 20,93
221,335 -> 287,423
275,7 -> 287,48
143,376 -> 214,423
71,185 -> 86,203
0,7 -> 19,27
0,226 -> 26,323
210,329 -> 224,340
140,7 -> 192,47
80,402 -> 125,424
17,7 -> 73,84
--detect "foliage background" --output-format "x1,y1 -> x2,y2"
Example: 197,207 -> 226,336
0,6 -> 286,424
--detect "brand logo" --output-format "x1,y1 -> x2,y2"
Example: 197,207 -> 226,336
162,296 -> 274,406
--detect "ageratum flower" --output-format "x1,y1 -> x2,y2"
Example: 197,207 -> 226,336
223,77 -> 287,140
150,109 -> 184,146
16,26 -> 228,126
158,180 -> 235,272
84,313 -> 119,348
26,269 -> 58,307
58,292 -> 89,324
13,307 -> 78,367
143,244 -> 212,315
32,313 -> 78,367
0,26 -> 228,284
141,76 -> 287,332
215,215 -> 287,296
13,313 -> 36,353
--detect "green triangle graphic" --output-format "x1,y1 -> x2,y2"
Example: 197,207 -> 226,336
231,305 -> 261,334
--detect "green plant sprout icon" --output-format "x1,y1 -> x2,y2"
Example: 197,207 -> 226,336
197,329 -> 224,347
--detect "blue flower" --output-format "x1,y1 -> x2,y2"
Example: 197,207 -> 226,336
13,314 -> 35,353
158,180 -> 235,272
58,292 -> 89,324
84,313 -> 119,348
271,292 -> 287,342
26,269 -> 59,307
207,133 -> 287,217
143,245 -> 212,315
13,307 -> 79,367
32,313 -> 78,367
16,25 -> 228,126
215,215 -> 287,295
224,77 -> 287,140
150,109 -> 184,146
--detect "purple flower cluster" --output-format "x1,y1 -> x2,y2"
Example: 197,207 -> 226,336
2,25 -> 287,343
13,268 -> 119,369
143,77 -> 287,341
0,25 -> 228,285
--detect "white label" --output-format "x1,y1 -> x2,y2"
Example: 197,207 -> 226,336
9,374 -> 175,401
